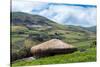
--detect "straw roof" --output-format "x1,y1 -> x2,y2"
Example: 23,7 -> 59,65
31,39 -> 75,54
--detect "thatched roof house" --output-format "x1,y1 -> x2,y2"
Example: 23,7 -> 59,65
31,39 -> 77,58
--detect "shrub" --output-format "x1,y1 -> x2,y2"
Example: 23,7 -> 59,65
11,47 -> 32,62
90,41 -> 96,48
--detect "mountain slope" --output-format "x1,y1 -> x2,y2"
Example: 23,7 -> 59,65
11,12 -> 52,25
66,25 -> 96,33
11,12 -> 96,33
11,12 -> 96,62
11,12 -> 68,30
84,26 -> 96,33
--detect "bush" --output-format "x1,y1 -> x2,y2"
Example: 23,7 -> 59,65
90,41 -> 96,48
28,32 -> 49,42
11,47 -> 32,62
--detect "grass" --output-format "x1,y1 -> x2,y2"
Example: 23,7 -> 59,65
12,47 -> 96,67
72,40 -> 92,48
11,25 -> 96,67
11,28 -> 96,66
12,37 -> 25,44
12,26 -> 28,33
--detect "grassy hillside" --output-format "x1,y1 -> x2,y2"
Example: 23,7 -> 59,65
11,12 -> 96,66
83,26 -> 96,33
12,47 -> 96,67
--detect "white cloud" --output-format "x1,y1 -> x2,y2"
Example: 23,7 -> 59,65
12,0 -> 97,27
12,0 -> 48,13
38,4 -> 96,27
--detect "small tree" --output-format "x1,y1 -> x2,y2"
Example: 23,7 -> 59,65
90,41 -> 96,48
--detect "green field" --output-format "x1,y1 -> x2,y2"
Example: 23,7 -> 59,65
12,47 -> 96,67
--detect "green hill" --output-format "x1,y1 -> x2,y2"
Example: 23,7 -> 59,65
11,12 -> 96,65
83,26 -> 96,33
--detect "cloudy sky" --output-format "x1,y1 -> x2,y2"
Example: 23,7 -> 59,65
12,0 -> 97,27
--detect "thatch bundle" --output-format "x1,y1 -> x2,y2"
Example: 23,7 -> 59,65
31,39 -> 77,58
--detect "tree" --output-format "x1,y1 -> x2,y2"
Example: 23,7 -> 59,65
90,41 -> 96,48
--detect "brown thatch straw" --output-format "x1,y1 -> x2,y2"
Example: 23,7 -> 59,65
31,39 -> 76,57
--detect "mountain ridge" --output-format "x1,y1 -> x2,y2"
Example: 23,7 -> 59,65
11,12 -> 96,33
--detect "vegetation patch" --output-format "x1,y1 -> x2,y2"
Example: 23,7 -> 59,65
12,48 -> 96,67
